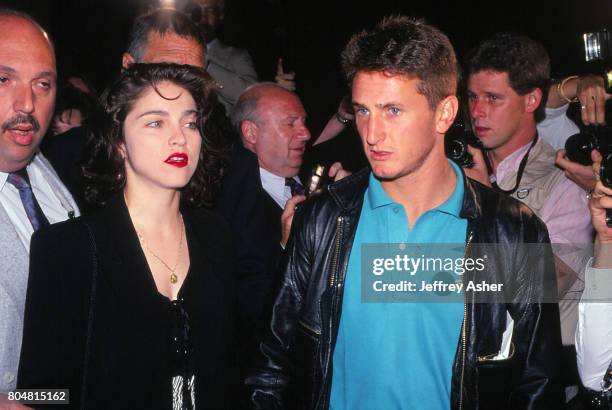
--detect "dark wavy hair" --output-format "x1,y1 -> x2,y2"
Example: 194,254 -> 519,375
82,63 -> 228,208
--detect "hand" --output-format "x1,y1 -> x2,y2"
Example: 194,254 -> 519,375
555,149 -> 597,191
337,95 -> 354,122
280,194 -> 306,247
589,150 -> 612,239
462,144 -> 491,187
589,150 -> 612,267
328,162 -> 351,182
275,58 -> 296,91
575,74 -> 609,126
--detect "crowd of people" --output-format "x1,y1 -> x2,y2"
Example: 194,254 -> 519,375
0,1 -> 611,409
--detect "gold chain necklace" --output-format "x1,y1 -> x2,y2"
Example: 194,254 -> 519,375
136,215 -> 184,284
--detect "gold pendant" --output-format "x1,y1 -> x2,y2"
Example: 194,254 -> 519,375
170,273 -> 178,284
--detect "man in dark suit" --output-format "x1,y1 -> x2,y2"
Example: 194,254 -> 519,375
216,83 -> 350,371
214,83 -> 310,362
231,83 -> 311,242
0,10 -> 79,409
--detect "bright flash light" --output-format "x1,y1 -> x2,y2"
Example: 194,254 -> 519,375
159,0 -> 176,9
583,29 -> 610,62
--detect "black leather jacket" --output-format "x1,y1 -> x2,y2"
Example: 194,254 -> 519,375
246,168 -> 564,410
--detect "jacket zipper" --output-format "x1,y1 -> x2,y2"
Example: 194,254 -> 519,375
318,216 -> 344,409
459,229 -> 474,410
328,216 -> 344,288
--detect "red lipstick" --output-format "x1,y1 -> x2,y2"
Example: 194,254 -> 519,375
164,153 -> 188,168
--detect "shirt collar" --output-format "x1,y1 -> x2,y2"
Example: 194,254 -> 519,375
494,138 -> 535,181
0,159 -> 36,191
366,172 -> 394,210
366,160 -> 464,218
259,166 -> 286,188
437,160 -> 464,218
0,170 -> 8,191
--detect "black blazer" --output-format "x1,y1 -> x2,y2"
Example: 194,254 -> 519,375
18,194 -> 238,409
214,145 -> 283,349
41,126 -> 87,208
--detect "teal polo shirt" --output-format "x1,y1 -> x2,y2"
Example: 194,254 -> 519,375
329,161 -> 467,410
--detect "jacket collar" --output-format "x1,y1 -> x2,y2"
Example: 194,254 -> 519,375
328,165 -> 481,220
86,194 -> 221,311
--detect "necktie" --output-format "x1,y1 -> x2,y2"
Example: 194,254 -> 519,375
7,168 -> 50,231
285,177 -> 305,197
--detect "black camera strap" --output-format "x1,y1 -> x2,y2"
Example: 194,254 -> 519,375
485,134 -> 539,196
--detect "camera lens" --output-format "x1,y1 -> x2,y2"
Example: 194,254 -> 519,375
565,132 -> 597,165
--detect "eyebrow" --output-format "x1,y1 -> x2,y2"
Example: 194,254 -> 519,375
137,110 -> 169,119
352,101 -> 403,108
0,65 -> 56,80
37,71 -> 57,79
376,102 -> 403,108
137,109 -> 198,119
0,65 -> 16,74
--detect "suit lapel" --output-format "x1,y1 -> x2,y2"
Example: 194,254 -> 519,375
208,40 -> 229,66
180,207 -> 223,293
179,207 -> 231,340
89,195 -> 161,314
261,189 -> 282,242
0,203 -> 29,308
34,152 -> 79,217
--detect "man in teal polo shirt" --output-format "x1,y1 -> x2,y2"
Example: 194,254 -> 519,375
329,159 -> 466,409
247,16 -> 563,409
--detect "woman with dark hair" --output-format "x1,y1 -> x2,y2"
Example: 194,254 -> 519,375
17,63 -> 237,410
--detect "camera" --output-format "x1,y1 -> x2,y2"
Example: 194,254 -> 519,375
444,122 -> 483,168
599,152 -> 612,227
565,125 -> 612,226
564,125 -> 612,166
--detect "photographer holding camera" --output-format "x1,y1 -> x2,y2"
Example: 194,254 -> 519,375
554,74 -> 611,191
463,33 -> 593,402
577,150 -> 612,409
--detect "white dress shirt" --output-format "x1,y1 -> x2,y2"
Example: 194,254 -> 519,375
536,105 -> 580,150
576,258 -> 612,390
0,157 -> 72,251
495,139 -> 592,345
0,152 -> 78,393
259,167 -> 301,209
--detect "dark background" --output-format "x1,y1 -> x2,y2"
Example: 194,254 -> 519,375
2,0 -> 611,169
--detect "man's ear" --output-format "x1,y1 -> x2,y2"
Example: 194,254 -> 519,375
121,53 -> 136,71
524,88 -> 543,114
241,120 -> 258,146
435,95 -> 459,134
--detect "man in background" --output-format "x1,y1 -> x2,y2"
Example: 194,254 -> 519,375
0,9 -> 79,409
